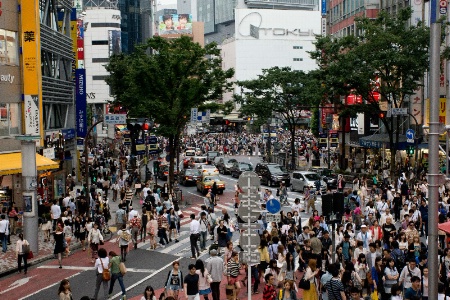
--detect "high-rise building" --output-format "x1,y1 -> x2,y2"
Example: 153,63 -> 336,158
118,0 -> 142,53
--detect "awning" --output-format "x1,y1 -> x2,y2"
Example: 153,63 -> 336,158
0,152 -> 59,176
359,134 -> 415,150
438,221 -> 450,234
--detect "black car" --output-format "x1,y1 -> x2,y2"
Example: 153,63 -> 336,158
178,168 -> 202,186
230,162 -> 253,178
322,174 -> 338,190
215,157 -> 237,175
157,164 -> 178,180
254,163 -> 290,187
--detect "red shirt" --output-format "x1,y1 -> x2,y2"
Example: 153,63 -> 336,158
130,217 -> 141,228
263,284 -> 277,300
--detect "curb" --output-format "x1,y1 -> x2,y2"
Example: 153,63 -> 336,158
0,241 -> 82,279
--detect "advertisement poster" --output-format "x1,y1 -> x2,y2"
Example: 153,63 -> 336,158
24,95 -> 40,135
76,69 -> 87,137
108,30 -> 122,57
158,14 -> 193,35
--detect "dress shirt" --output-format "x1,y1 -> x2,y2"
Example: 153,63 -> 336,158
0,219 -> 9,234
190,219 -> 200,234
51,204 -> 61,219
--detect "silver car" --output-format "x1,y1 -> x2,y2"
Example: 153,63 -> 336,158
291,171 -> 327,193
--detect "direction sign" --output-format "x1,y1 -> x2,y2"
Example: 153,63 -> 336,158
239,250 -> 260,265
104,114 -> 126,124
238,203 -> 261,222
391,108 -> 408,116
238,171 -> 260,189
266,199 -> 281,214
406,129 -> 415,143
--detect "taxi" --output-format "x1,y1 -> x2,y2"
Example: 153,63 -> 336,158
196,175 -> 225,195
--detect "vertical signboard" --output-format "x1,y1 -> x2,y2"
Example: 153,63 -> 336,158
108,30 -> 122,57
190,107 -> 198,124
321,0 -> 327,15
21,0 -> 43,143
76,69 -> 87,137
77,19 -> 85,69
71,9 -> 78,77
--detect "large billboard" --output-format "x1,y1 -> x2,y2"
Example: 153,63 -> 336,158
158,14 -> 193,35
21,0 -> 43,142
108,30 -> 121,57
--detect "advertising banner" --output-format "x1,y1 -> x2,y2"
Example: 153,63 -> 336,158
321,0 -> 327,15
108,30 -> 122,57
76,69 -> 87,137
159,14 -> 193,35
21,0 -> 42,141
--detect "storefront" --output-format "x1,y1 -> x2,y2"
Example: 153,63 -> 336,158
0,152 -> 59,210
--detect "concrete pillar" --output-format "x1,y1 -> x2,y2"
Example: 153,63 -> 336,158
18,136 -> 39,254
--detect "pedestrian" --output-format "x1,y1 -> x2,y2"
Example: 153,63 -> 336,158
54,225 -> 65,268
199,212 -> 209,251
278,280 -> 297,300
146,214 -> 158,250
215,220 -> 228,254
189,213 -> 201,259
129,214 -> 141,250
57,279 -> 73,300
164,261 -> 184,299
88,222 -> 104,263
93,247 -> 109,300
195,259 -> 212,300
227,251 -> 241,298
63,220 -> 72,256
15,233 -> 29,274
262,273 -> 277,300
168,208 -> 179,243
116,204 -> 127,228
0,214 -> 10,252
184,264 -> 200,300
108,251 -> 126,300
140,285 -> 157,300
141,207 -> 149,243
157,210 -> 170,246
205,249 -> 224,300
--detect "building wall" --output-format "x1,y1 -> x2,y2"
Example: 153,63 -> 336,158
233,9 -> 321,82
83,9 -> 121,106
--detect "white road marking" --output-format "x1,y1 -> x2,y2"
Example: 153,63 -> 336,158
18,272 -> 81,300
36,265 -> 156,273
0,276 -> 36,295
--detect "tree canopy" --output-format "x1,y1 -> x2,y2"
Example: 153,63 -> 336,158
106,36 -> 234,185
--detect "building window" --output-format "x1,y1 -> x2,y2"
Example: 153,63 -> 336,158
93,75 -> 108,80
92,58 -> 110,63
0,103 -> 21,136
0,29 -> 19,66
293,58 -> 303,62
91,23 -> 120,28
293,46 -> 303,49
92,40 -> 109,45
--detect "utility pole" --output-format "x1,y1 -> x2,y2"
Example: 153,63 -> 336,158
84,120 -> 104,194
428,1 -> 440,300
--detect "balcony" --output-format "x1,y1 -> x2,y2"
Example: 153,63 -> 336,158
245,0 -> 318,10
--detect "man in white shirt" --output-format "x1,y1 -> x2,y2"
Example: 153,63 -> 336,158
380,208 -> 394,226
399,259 -> 422,290
355,225 -> 372,250
141,183 -> 151,200
62,194 -> 71,208
0,214 -> 10,252
50,200 -> 61,231
189,213 -> 201,259
291,198 -> 303,214
128,206 -> 139,220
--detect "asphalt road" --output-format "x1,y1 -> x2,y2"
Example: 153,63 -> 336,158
0,154 -> 326,300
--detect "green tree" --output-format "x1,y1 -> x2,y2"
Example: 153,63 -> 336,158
310,8 -> 448,174
106,36 -> 234,186
235,67 -> 322,168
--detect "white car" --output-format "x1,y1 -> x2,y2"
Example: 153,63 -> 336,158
198,164 -> 219,176
291,171 -> 327,193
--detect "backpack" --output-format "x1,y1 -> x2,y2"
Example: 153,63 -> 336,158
392,248 -> 406,269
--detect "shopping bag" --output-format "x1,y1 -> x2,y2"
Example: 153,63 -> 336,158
371,290 -> 378,300
226,284 -> 236,300
27,251 -> 34,260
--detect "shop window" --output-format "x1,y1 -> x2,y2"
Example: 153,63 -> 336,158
0,29 -> 19,66
0,103 -> 21,136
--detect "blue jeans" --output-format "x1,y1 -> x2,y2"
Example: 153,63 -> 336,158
0,233 -> 7,252
109,273 -> 126,296
199,231 -> 208,250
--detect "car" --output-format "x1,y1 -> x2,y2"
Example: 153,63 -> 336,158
178,168 -> 202,186
198,164 -> 219,176
185,149 -> 196,157
291,171 -> 327,193
254,163 -> 291,187
230,161 -> 253,178
322,174 -> 338,190
157,164 -> 178,180
196,175 -> 225,195
193,156 -> 208,168
206,151 -> 220,164
215,157 -> 238,174
213,156 -> 222,166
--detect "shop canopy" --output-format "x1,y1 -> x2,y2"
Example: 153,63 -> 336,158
0,152 -> 59,176
359,134 -> 418,150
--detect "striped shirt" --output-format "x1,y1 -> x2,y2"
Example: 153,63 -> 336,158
325,278 -> 345,300
227,259 -> 240,277
157,215 -> 168,229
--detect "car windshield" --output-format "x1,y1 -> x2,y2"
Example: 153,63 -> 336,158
204,176 -> 220,182
268,165 -> 287,173
202,165 -> 216,169
225,159 -> 237,164
208,152 -> 219,157
239,163 -> 252,170
304,173 -> 321,181
186,169 -> 201,175
194,157 -> 207,163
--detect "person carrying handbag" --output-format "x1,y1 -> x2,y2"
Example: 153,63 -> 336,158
93,248 -> 110,300
88,222 -> 104,263
15,233 -> 29,274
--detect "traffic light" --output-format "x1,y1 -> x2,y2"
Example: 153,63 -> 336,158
407,146 -> 414,156
153,161 -> 160,174
90,169 -> 98,184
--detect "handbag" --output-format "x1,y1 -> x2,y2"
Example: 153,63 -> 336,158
100,258 -> 111,281
298,277 -> 311,290
206,273 -> 213,284
225,284 -> 236,300
119,262 -> 127,276
27,251 -> 34,259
